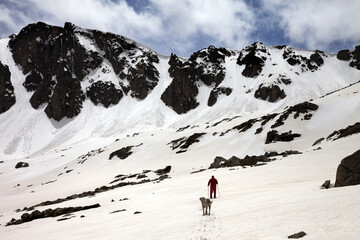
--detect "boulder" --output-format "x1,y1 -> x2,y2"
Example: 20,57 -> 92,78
109,146 -> 133,160
321,180 -> 331,189
155,166 -> 172,175
288,231 -> 306,239
15,162 -> 29,169
335,149 -> 360,187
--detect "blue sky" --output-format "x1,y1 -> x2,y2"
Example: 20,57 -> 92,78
0,0 -> 359,57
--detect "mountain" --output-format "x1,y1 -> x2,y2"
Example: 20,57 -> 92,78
0,22 -> 359,159
0,22 -> 360,239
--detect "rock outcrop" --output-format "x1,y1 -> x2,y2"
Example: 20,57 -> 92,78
161,46 -> 231,114
282,47 -> 324,72
237,42 -> 268,78
337,46 -> 360,70
15,162 -> 29,169
265,130 -> 301,144
0,62 -> 15,114
335,149 -> 360,187
86,81 -> 123,107
8,22 -> 159,121
254,84 -> 286,102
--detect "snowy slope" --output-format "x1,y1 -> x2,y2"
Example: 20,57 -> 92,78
0,23 -> 360,239
0,79 -> 359,240
0,31 -> 360,159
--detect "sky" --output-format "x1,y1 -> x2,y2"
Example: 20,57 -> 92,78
0,0 -> 359,57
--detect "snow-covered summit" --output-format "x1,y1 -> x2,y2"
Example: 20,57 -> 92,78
0,22 -> 359,159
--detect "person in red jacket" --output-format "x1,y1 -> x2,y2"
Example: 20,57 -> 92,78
208,176 -> 218,198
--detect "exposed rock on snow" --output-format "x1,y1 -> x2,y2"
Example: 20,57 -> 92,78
168,133 -> 206,153
265,130 -> 301,144
208,87 -> 232,106
288,231 -> 307,239
350,46 -> 360,70
0,62 -> 15,114
282,47 -> 324,72
335,149 -> 360,187
8,21 -> 159,120
9,22 -> 101,120
6,203 -> 101,226
161,46 -> 230,114
327,122 -> 360,141
209,151 -> 301,169
237,42 -> 268,78
44,70 -> 85,121
271,102 -> 318,128
254,84 -> 286,102
337,49 -> 351,61
86,81 -> 123,107
321,180 -> 331,189
109,146 -> 133,160
337,46 -> 360,69
154,165 -> 172,175
312,137 -> 325,146
15,162 -> 29,169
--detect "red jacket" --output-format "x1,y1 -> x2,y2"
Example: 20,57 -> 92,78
208,178 -> 218,188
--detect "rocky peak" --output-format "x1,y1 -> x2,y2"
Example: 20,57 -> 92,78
337,45 -> 360,70
237,42 -> 269,78
8,22 -> 160,120
161,46 -> 232,114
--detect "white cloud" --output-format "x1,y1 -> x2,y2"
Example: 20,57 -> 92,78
0,0 -> 256,56
0,0 -> 359,56
262,0 -> 360,51
149,0 -> 255,55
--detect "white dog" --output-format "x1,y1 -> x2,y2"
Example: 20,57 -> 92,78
199,197 -> 213,215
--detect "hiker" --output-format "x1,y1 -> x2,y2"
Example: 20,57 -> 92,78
208,176 -> 218,198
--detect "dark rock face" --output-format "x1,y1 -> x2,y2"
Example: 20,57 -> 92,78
0,63 -> 15,114
265,130 -> 301,144
86,81 -> 123,107
350,46 -> 360,70
282,47 -> 324,72
161,46 -> 231,114
160,54 -> 199,114
81,28 -> 160,100
15,162 -> 29,169
271,102 -> 318,128
337,46 -> 360,69
109,146 -> 133,160
44,71 -> 85,121
9,22 -> 101,120
335,149 -> 360,187
254,84 -> 286,102
208,87 -> 232,106
337,49 -> 351,61
237,42 -> 268,78
8,21 -> 160,121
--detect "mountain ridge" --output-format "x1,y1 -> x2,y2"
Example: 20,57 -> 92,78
0,21 -> 359,158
